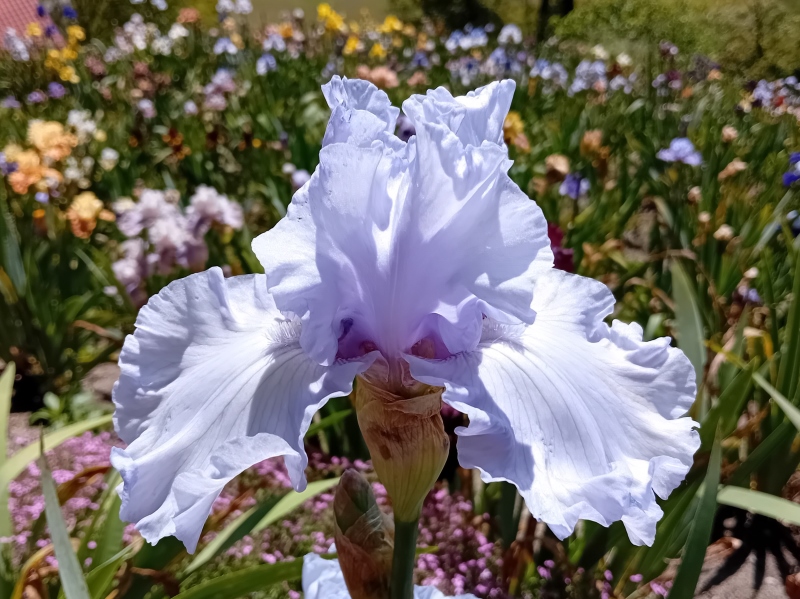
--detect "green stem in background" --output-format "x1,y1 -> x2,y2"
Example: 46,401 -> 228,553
391,518 -> 420,599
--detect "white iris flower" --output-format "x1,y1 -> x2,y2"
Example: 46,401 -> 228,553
111,77 -> 700,553
302,553 -> 476,599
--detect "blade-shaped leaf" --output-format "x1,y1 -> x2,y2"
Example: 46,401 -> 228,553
39,450 -> 91,599
171,560 -> 303,599
77,470 -> 123,566
0,362 -> 15,539
0,414 -> 112,489
753,373 -> 800,431
184,495 -> 282,575
85,544 -> 137,599
668,439 -> 721,599
305,409 -> 353,438
670,261 -> 707,384
252,477 -> 340,534
717,486 -> 800,526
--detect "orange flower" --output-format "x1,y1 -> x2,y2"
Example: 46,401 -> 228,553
355,65 -> 398,89
503,112 -> 530,153
4,146 -> 50,194
67,192 -> 103,238
27,121 -> 78,162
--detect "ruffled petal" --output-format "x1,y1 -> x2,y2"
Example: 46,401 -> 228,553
301,554 -> 477,599
253,79 -> 551,364
402,80 -> 515,147
322,75 -> 400,148
408,269 -> 699,546
112,267 -> 373,551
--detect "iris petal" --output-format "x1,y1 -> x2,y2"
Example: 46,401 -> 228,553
301,554 -> 478,599
407,269 -> 700,546
112,267 -> 373,551
253,78 -> 551,364
322,76 -> 401,148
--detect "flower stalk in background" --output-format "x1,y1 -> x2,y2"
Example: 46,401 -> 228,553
112,77 -> 699,598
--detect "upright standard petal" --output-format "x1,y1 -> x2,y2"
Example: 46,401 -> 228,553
302,554 -> 478,599
408,269 -> 700,545
402,80 -> 515,148
112,267 -> 373,551
253,78 -> 552,365
322,75 -> 400,148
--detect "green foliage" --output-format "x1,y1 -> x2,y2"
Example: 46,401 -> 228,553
556,0 -> 800,78
556,0 -> 713,57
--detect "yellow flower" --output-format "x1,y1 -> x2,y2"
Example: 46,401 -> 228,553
343,35 -> 360,56
348,21 -> 360,34
67,192 -> 104,238
59,65 -> 78,83
62,46 -> 78,61
26,22 -> 43,37
27,121 -> 78,161
231,33 -> 243,49
66,25 -> 85,42
2,144 -> 25,163
94,129 -> 107,143
317,3 -> 345,32
503,112 -> 530,153
377,15 -> 403,34
369,43 -> 386,59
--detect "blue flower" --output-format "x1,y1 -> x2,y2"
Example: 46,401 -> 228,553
784,170 -> 800,187
45,24 -> 58,38
37,4 -> 47,16
559,173 -> 590,199
35,192 -> 50,204
790,152 -> 800,166
657,138 -> 703,166
63,5 -> 77,19
256,53 -> 277,75
213,37 -> 237,55
411,51 -> 429,69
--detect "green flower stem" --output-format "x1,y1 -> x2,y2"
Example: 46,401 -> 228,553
391,517 -> 420,599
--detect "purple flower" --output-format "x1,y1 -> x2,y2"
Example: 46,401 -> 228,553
0,152 -> 18,175
657,138 -> 703,166
48,82 -> 67,99
27,90 -> 47,104
559,173 -> 590,199
45,25 -> 58,38
37,5 -> 47,16
63,5 -> 77,18
35,192 -> 49,203
630,573 -> 644,583
183,100 -> 199,115
790,152 -> 800,165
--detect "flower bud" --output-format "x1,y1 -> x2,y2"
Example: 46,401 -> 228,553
333,469 -> 394,599
354,375 -> 449,523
